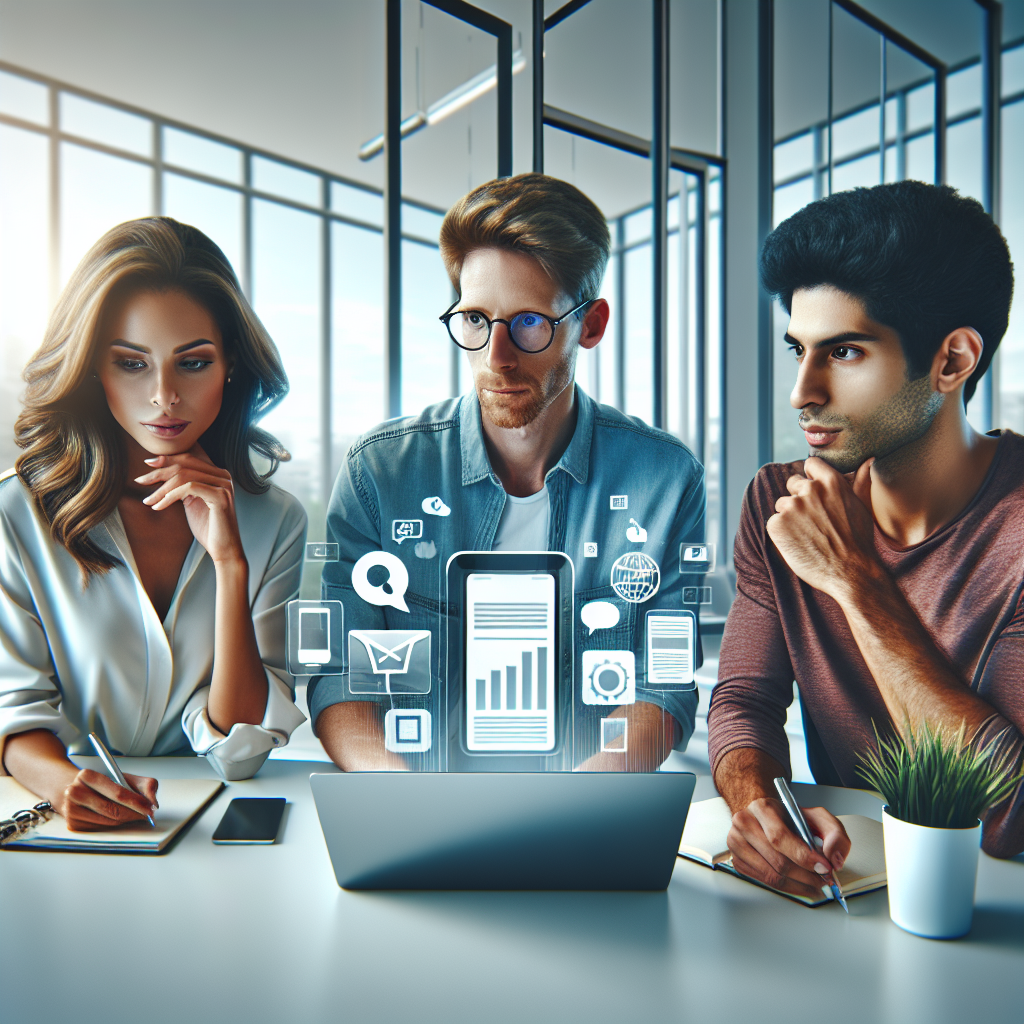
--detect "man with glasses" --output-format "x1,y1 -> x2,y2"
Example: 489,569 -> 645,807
308,173 -> 706,772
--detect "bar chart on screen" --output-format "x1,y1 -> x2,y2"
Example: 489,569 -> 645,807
465,573 -> 557,752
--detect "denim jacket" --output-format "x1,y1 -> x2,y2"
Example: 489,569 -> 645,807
308,386 -> 705,765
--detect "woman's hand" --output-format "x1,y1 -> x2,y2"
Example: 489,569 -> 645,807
135,449 -> 244,564
58,768 -> 159,832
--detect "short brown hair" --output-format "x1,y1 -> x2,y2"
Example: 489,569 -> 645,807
439,173 -> 610,305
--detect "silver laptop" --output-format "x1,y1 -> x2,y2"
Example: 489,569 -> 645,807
310,771 -> 695,891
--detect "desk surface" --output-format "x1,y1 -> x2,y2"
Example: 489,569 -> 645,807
1,758 -> 1021,1024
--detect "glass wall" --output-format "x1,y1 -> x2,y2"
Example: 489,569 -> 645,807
771,3 -> 1020,462
0,63 -> 452,536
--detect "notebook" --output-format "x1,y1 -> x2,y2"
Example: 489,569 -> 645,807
0,776 -> 223,853
678,796 -> 887,906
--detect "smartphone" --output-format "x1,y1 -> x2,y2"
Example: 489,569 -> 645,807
212,798 -> 286,845
298,607 -> 331,665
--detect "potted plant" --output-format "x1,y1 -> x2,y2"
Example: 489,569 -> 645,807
857,721 -> 1022,939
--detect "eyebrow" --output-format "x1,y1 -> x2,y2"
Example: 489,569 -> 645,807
783,331 -> 880,349
109,338 -> 217,354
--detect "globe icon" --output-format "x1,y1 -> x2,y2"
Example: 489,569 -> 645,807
610,552 -> 661,604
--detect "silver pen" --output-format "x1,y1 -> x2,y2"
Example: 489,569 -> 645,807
773,776 -> 848,912
88,732 -> 156,828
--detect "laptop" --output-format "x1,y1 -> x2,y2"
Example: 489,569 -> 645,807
310,771 -> 695,891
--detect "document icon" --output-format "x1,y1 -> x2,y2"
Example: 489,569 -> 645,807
349,630 -> 432,695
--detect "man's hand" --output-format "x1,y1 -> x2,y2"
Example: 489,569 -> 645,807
727,796 -> 850,900
766,457 -> 879,602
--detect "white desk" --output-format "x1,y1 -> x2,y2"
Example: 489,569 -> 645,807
2,758 -> 1021,1024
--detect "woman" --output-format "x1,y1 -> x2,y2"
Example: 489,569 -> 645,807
0,217 -> 307,829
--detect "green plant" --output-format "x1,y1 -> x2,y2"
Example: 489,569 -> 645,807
856,720 -> 1024,829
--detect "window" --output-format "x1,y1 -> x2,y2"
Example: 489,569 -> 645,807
0,63 -> 453,568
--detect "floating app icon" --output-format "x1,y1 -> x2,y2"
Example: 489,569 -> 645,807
352,551 -> 410,612
384,708 -> 432,753
305,542 -> 340,562
682,586 -> 713,606
610,552 -> 660,604
580,600 -> 620,635
583,542 -> 598,558
600,716 -> 628,753
349,629 -> 431,694
392,519 -> 423,544
680,542 -> 716,575
609,495 -> 629,510
414,539 -> 437,559
626,518 -> 648,544
582,650 -> 636,705
421,496 -> 451,517
645,609 -> 696,689
285,600 -> 345,675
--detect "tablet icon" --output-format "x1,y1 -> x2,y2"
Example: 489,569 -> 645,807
626,519 -> 647,544
600,716 -> 628,753
384,708 -> 432,753
352,551 -> 410,612
421,496 -> 451,517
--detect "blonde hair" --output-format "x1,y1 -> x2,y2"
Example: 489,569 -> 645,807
439,173 -> 610,305
15,217 -> 289,576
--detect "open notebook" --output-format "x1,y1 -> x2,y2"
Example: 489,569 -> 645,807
0,776 -> 223,853
678,796 -> 887,906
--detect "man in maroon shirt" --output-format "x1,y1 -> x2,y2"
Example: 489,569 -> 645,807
708,181 -> 1022,900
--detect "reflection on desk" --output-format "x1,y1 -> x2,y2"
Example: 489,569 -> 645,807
1,759 -> 1021,1024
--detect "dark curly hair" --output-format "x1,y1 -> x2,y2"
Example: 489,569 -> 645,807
760,181 -> 1014,404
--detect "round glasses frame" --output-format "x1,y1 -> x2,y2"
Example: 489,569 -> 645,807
439,298 -> 593,354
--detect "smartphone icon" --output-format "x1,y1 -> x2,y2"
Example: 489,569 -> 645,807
298,607 -> 332,665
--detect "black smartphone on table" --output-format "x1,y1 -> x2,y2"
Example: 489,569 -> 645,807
212,798 -> 286,845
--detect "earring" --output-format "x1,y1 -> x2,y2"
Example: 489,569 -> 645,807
226,376 -> 232,383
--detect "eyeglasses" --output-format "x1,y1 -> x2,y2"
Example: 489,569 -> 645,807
439,299 -> 593,354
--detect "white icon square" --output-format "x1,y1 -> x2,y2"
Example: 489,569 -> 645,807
584,542 -> 598,558
582,650 -> 636,706
609,495 -> 629,510
600,716 -> 628,753
384,708 -> 431,753
305,542 -> 340,562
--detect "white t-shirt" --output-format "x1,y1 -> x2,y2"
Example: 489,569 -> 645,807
492,486 -> 550,551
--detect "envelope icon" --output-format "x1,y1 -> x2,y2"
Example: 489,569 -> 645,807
348,629 -> 432,695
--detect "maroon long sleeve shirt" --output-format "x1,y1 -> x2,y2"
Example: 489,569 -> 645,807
708,430 -> 1024,858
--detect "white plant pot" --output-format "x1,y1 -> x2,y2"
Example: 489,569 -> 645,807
882,807 -> 981,939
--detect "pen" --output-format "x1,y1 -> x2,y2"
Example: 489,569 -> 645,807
88,732 -> 156,828
773,776 -> 848,912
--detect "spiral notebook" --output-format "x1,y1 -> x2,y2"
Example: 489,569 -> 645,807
678,796 -> 887,906
0,776 -> 223,853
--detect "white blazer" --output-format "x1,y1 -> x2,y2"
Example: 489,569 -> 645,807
0,470 -> 307,781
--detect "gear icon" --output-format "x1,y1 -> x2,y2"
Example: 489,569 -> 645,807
587,658 -> 629,702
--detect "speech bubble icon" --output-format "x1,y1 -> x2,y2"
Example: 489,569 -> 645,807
352,551 -> 410,613
421,496 -> 451,517
392,519 -> 423,544
581,600 -> 620,635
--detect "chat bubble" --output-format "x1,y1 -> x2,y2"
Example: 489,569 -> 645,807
581,600 -> 621,635
392,519 -> 423,544
352,551 -> 410,613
